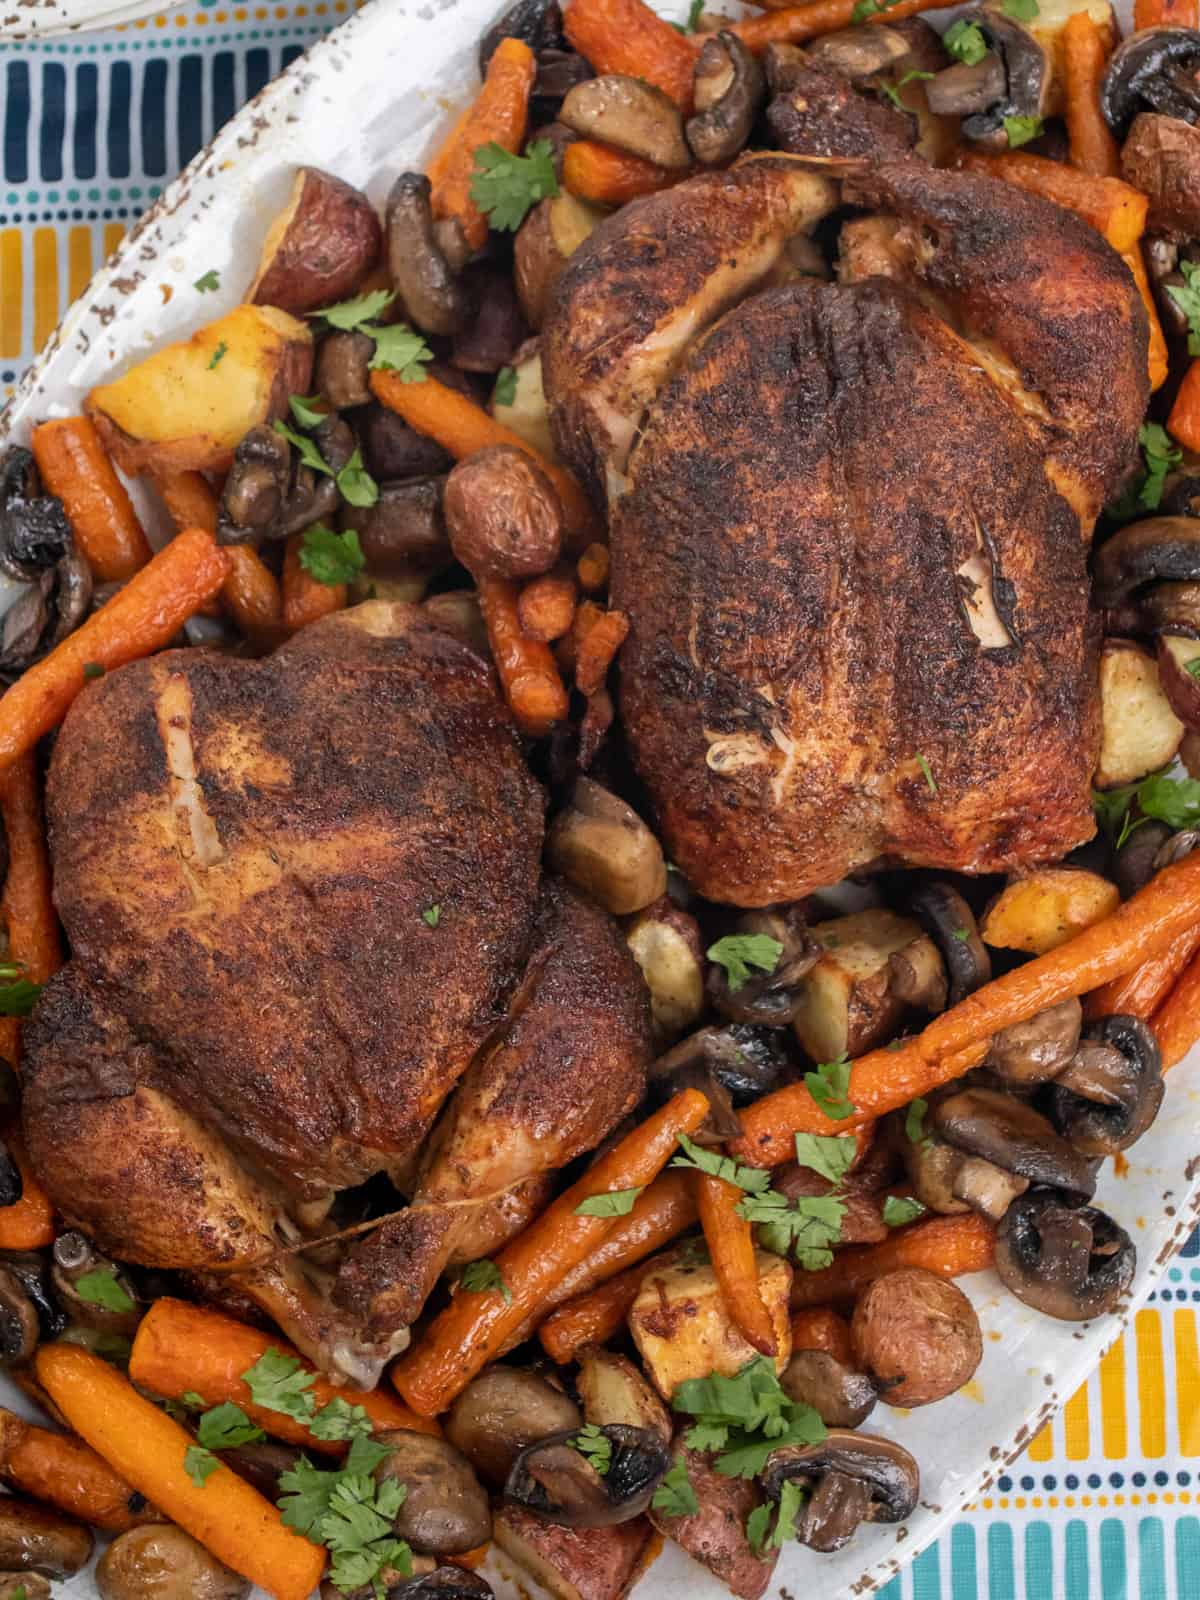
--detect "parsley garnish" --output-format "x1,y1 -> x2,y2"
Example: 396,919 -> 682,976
207,341 -> 228,371
850,0 -> 904,21
422,904 -> 441,928
318,289 -> 395,332
879,69 -> 933,110
194,269 -> 220,293
707,934 -> 783,993
1004,115 -> 1044,149
82,662 -> 105,681
915,753 -> 938,795
671,0 -> 704,30
671,1133 -> 773,1193
943,18 -> 989,65
195,1401 -> 265,1451
1094,768 -> 1200,846
905,1096 -> 931,1148
792,1132 -> 857,1188
671,1356 -> 826,1479
951,927 -> 971,942
74,1269 -> 135,1314
1001,0 -> 1038,16
289,393 -> 327,429
273,419 -> 333,477
368,324 -> 434,383
1168,260 -> 1200,356
469,140 -> 559,233
804,1055 -> 855,1121
573,1424 -> 612,1475
735,1190 -> 844,1270
182,1391 -> 205,1408
493,366 -> 518,407
309,1398 -> 375,1444
883,1195 -> 926,1228
1108,424 -> 1183,520
459,1260 -> 512,1304
746,1477 -> 806,1555
299,525 -> 366,587
1187,657 -> 1200,681
0,976 -> 42,1016
241,1347 -> 317,1424
652,1458 -> 699,1517
280,1435 -> 411,1596
184,1445 -> 221,1486
336,449 -> 378,509
575,1188 -> 643,1217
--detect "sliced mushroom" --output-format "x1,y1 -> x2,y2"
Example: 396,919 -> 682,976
219,424 -> 292,541
1156,827 -> 1200,869
761,1432 -> 919,1553
1101,26 -> 1200,138
887,934 -> 948,1012
505,1424 -> 670,1528
0,449 -> 71,583
0,1265 -> 40,1366
386,174 -> 469,337
0,1252 -> 66,1341
560,76 -> 691,168
535,50 -> 593,103
445,1366 -> 581,1487
374,1431 -> 492,1556
780,1350 -> 877,1428
686,32 -> 766,166
906,882 -> 991,1006
52,1232 -> 141,1335
893,1113 -> 1027,1221
1094,517 -> 1200,608
1049,1015 -> 1164,1156
943,7 -> 1050,151
807,25 -> 910,78
96,1526 -> 248,1600
45,551 -> 93,650
356,403 -> 453,482
925,53 -> 1007,116
351,478 -> 449,576
995,1190 -> 1136,1320
706,908 -> 818,1026
391,1571 -> 494,1600
984,998 -> 1083,1085
546,778 -> 667,915
0,573 -> 52,676
934,1086 -> 1097,1197
649,1023 -> 797,1124
0,1496 -> 93,1577
315,331 -> 374,411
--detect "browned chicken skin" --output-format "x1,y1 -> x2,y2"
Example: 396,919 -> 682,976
544,158 -> 1149,905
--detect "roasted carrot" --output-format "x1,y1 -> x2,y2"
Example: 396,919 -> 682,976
0,1133 -> 54,1249
393,1088 -> 711,1415
733,0 -> 949,51
575,607 -> 630,696
1169,360 -> 1200,454
1086,922 -> 1200,1020
37,1344 -> 325,1600
562,141 -> 678,207
954,150 -> 1148,253
518,570 -> 578,642
0,528 -> 231,779
1123,244 -> 1170,391
371,369 -> 597,549
732,848 -> 1200,1166
129,1299 -> 437,1452
478,577 -> 570,736
282,533 -> 345,632
539,1253 -> 673,1364
697,1173 -> 777,1356
788,1306 -> 855,1364
1134,0 -> 1197,26
563,0 -> 698,111
576,543 -> 609,593
0,751 -> 62,1073
0,1406 -> 160,1532
1152,943 -> 1200,1068
154,469 -> 283,646
31,417 -> 153,582
789,1214 -> 996,1309
1063,13 -> 1121,178
428,37 -> 536,252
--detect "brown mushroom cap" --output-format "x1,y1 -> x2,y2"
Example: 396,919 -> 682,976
374,1431 -> 492,1556
445,1366 -> 581,1487
504,1424 -> 670,1527
1102,26 -> 1200,137
561,76 -> 691,168
1049,1014 -> 1164,1156
761,1430 -> 919,1553
96,1525 -> 249,1600
955,7 -> 1050,150
932,1086 -> 1097,1197
386,173 -> 469,338
780,1349 -> 877,1428
984,998 -> 1082,1085
906,882 -> 991,1007
995,1191 -> 1136,1320
686,32 -> 766,166
0,1496 -> 93,1578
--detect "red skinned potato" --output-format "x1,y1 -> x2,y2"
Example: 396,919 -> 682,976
248,167 -> 382,314
649,1442 -> 778,1600
444,445 -> 564,580
1121,113 -> 1200,240
1157,634 -> 1200,733
851,1267 -> 982,1407
493,1504 -> 654,1600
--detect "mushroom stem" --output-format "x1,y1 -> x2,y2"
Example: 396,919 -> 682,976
926,55 -> 1006,117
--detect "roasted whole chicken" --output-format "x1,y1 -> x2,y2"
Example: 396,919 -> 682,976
544,155 -> 1150,905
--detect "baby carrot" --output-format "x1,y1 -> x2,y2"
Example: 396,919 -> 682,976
0,1406 -> 159,1532
788,1306 -> 855,1364
539,1254 -> 672,1364
154,469 -> 283,646
282,532 -> 345,632
428,37 -> 536,251
31,417 -> 152,582
697,1173 -> 777,1357
1063,12 -> 1121,178
477,577 -> 569,737
1086,922 -> 1200,1020
0,750 -> 61,1072
1169,360 -> 1200,454
1152,946 -> 1200,1068
564,0 -> 698,111
563,142 -> 677,207
733,0 -> 949,51
789,1214 -> 996,1309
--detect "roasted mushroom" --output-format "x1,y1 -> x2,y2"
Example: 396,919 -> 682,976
479,0 -> 563,76
887,934 -> 948,1012
445,1366 -> 582,1487
452,270 -> 529,374
780,1349 -> 877,1428
706,908 -> 818,1026
760,1432 -> 919,1554
0,1252 -> 66,1341
931,7 -> 1049,149
1094,517 -> 1200,607
218,423 -> 338,546
1113,820 -> 1174,898
649,1023 -> 797,1125
388,1572 -> 494,1600
505,1424 -> 670,1528
220,1438 -> 303,1500
387,175 -> 469,338
1101,26 -> 1200,138
984,998 -> 1083,1085
51,1232 -> 140,1335
0,448 -> 71,583
995,1190 -> 1136,1320
1049,1015 -> 1165,1156
315,331 -> 374,411
807,24 -> 910,78
351,478 -> 449,576
686,33 -> 766,166
925,51 -> 1007,116
560,76 -> 691,168
96,1525 -> 249,1600
546,778 -> 667,915
0,1496 -> 93,1577
906,882 -> 991,1007
0,1265 -> 40,1366
373,1431 -> 492,1556
356,403 -> 453,482
893,1113 -> 1027,1221
933,1086 -> 1097,1196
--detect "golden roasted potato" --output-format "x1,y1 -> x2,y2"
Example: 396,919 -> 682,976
791,908 -> 922,1063
515,191 -> 606,330
248,166 -> 381,314
629,1254 -> 792,1398
851,1267 -> 982,1408
577,1349 -> 671,1441
980,868 -> 1120,955
1157,635 -> 1200,734
87,305 -> 312,476
547,778 -> 667,916
493,346 -> 558,461
624,897 -> 705,1041
493,1505 -> 653,1600
1095,638 -> 1184,789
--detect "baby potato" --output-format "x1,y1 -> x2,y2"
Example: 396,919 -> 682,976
851,1267 -> 982,1408
979,868 -> 1119,955
444,445 -> 563,581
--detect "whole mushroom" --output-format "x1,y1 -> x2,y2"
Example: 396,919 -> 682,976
995,1190 -> 1136,1319
372,1431 -> 492,1556
932,1086 -> 1098,1197
96,1526 -> 248,1600
926,6 -> 1049,149
1048,1014 -> 1164,1156
686,33 -> 766,166
1101,26 -> 1200,138
780,1349 -> 877,1428
984,998 -> 1082,1085
760,1432 -> 919,1553
445,1366 -> 581,1487
0,1496 -> 93,1577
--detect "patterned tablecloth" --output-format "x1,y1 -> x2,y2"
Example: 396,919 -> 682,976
2,10 -> 1200,1595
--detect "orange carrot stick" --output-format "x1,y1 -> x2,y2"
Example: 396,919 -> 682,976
788,1306 -> 855,1364
1134,0 -> 1197,26
154,469 -> 283,646
370,369 -> 597,549
0,1133 -> 54,1249
428,38 -> 536,252
576,543 -> 609,593
733,0 -> 949,50
1122,244 -> 1170,392
31,417 -> 153,582
0,1406 -> 160,1532
1064,13 -> 1121,178
539,1253 -> 673,1364
36,1344 -> 325,1600
1151,944 -> 1200,1068
564,0 -> 698,111
0,528 -> 231,779
562,141 -> 678,207
1086,921 -> 1200,1020
697,1173 -> 777,1357
732,849 -> 1200,1167
954,149 -> 1148,253
129,1299 -> 437,1453
282,532 -> 344,632
574,607 -> 629,696
789,1214 -> 996,1309
393,1089 -> 711,1415
478,578 -> 570,737
1169,360 -> 1200,454
517,571 -> 577,642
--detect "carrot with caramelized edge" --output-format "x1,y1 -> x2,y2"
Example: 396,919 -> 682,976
0,748 -> 62,1075
36,1344 -> 325,1600
428,37 -> 536,251
31,417 -> 153,582
1086,921 -> 1200,1020
1169,360 -> 1200,453
1064,13 -> 1121,178
789,1214 -> 996,1309
0,1405 -> 159,1532
394,1088 -> 711,1415
733,0 -> 949,51
788,1306 -> 855,1364
478,577 -> 569,736
563,141 -> 677,207
518,570 -> 577,642
130,1299 -> 437,1452
371,369 -> 596,548
576,543 -> 610,593
1151,944 -> 1200,1067
954,149 -> 1148,253
1134,0 -> 1197,27
282,532 -> 345,631
733,848 -> 1200,1166
563,0 -> 698,110
155,469 -> 283,645
697,1173 -> 777,1356
1122,244 -> 1170,391
539,1251 -> 675,1364
575,607 -> 630,695
0,527 -> 231,778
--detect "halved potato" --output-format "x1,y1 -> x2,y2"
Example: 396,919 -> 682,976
625,897 -> 705,1041
87,305 -> 312,475
248,166 -> 381,314
980,868 -> 1120,955
1157,635 -> 1200,734
514,191 -> 607,330
791,908 -> 922,1064
1095,638 -> 1184,789
493,346 -> 558,462
493,1506 -> 653,1600
577,1348 -> 671,1441
629,1254 -> 792,1398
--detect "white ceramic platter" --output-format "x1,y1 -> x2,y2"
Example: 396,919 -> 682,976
0,0 -> 183,42
0,0 -> 1194,1595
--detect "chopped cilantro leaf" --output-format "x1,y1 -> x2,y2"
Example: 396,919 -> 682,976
196,1401 -> 265,1451
367,323 -> 434,382
83,662 -> 105,681
1168,260 -> 1200,357
458,1260 -> 512,1303
671,0 -> 704,30
184,1445 -> 221,1487
309,1397 -> 375,1443
1004,114 -> 1044,149
1001,0 -> 1039,16
943,18 -> 989,65
194,269 -> 220,294
879,69 -> 933,110
272,419 -> 334,477
671,1132 -> 773,1193
422,904 -> 441,928
883,1194 -> 926,1228
915,753 -> 938,795
74,1269 -> 135,1314
207,341 -> 227,371
0,978 -> 42,1016
575,1188 -> 643,1217
241,1347 -> 317,1424
493,366 -> 518,407
289,393 -> 327,429
298,524 -> 366,587
707,933 -> 783,993
652,1459 -> 699,1518
804,1055 -> 855,1121
792,1132 -> 856,1188
469,140 -> 559,233
672,1356 -> 826,1479
573,1423 -> 612,1475
905,1096 -> 931,1148
335,448 -> 378,510
318,288 -> 395,332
